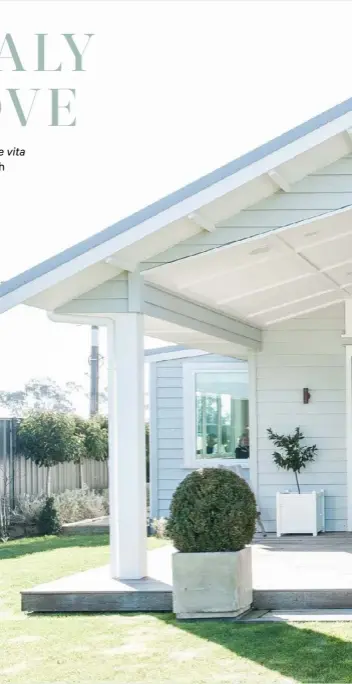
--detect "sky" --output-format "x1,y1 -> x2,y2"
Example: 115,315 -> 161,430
0,0 -> 352,414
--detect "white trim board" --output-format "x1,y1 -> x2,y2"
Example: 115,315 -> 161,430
146,349 -> 208,363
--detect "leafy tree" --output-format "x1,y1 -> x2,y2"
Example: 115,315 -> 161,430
0,377 -> 83,416
267,427 -> 317,493
17,411 -> 83,495
72,414 -> 108,487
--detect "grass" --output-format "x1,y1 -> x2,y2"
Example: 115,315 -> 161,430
2,536 -> 352,683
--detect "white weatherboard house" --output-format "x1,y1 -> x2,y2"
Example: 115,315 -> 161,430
3,98 -> 352,578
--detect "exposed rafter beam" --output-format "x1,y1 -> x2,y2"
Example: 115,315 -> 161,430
267,169 -> 290,192
216,272 -> 316,306
175,251 -> 274,292
246,289 -> 336,319
343,128 -> 352,152
264,297 -> 346,326
276,233 -> 352,295
188,211 -> 216,233
105,256 -> 139,272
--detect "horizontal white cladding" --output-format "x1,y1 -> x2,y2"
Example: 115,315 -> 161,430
156,397 -> 182,408
260,460 -> 347,476
257,390 -> 345,403
256,303 -> 346,531
158,438 -> 184,450
259,418 -> 345,439
256,354 -> 344,367
258,402 -> 345,416
259,436 -> 346,451
258,484 -> 346,498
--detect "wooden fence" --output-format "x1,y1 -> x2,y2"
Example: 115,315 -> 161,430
0,418 -> 108,504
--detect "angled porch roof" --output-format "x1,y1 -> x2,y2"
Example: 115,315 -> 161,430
1,97 -> 352,349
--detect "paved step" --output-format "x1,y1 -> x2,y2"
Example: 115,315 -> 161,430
254,589 -> 352,610
22,587 -> 352,614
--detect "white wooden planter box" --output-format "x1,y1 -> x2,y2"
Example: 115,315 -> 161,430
172,547 -> 252,619
276,490 -> 325,537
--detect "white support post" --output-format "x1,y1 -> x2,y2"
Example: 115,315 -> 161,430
107,313 -> 147,580
346,345 -> 352,531
248,352 -> 258,498
345,301 -> 352,531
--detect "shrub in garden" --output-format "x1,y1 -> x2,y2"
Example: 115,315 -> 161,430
166,467 -> 257,553
37,496 -> 61,535
14,493 -> 46,527
54,487 -> 109,524
15,488 -> 109,528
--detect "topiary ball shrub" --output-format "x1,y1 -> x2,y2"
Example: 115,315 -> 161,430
166,468 -> 257,553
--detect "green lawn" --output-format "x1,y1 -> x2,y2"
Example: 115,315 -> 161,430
2,536 -> 352,683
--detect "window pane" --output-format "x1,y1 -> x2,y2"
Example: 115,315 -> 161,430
195,371 -> 249,459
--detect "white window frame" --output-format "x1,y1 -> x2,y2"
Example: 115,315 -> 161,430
183,361 -> 251,469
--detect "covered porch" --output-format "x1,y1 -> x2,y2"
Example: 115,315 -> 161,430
2,98 -> 352,600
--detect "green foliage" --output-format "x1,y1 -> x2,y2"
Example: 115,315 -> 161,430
37,496 -> 61,536
166,467 -> 257,553
17,411 -> 82,469
72,414 -> 108,463
267,426 -> 317,493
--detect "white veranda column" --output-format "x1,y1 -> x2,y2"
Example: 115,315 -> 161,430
345,301 -> 352,531
346,344 -> 352,531
107,312 -> 147,579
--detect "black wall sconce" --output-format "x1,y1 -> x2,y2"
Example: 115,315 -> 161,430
303,388 -> 311,404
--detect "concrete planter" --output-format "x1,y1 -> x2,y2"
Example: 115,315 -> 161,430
172,546 -> 252,619
276,490 -> 325,536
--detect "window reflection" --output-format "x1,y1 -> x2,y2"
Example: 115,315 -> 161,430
195,371 -> 249,459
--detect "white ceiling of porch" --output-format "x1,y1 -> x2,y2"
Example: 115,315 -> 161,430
143,205 -> 352,327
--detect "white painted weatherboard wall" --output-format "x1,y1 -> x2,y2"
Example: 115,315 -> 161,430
256,303 -> 346,533
151,354 -> 248,518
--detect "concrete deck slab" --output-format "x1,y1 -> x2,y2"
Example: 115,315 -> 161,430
22,534 -> 352,613
22,546 -> 173,612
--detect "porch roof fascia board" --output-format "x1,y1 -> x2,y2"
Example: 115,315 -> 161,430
143,285 -> 261,350
2,98 -> 352,314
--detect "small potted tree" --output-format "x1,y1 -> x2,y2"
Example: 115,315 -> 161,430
267,427 -> 324,536
167,467 -> 257,619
